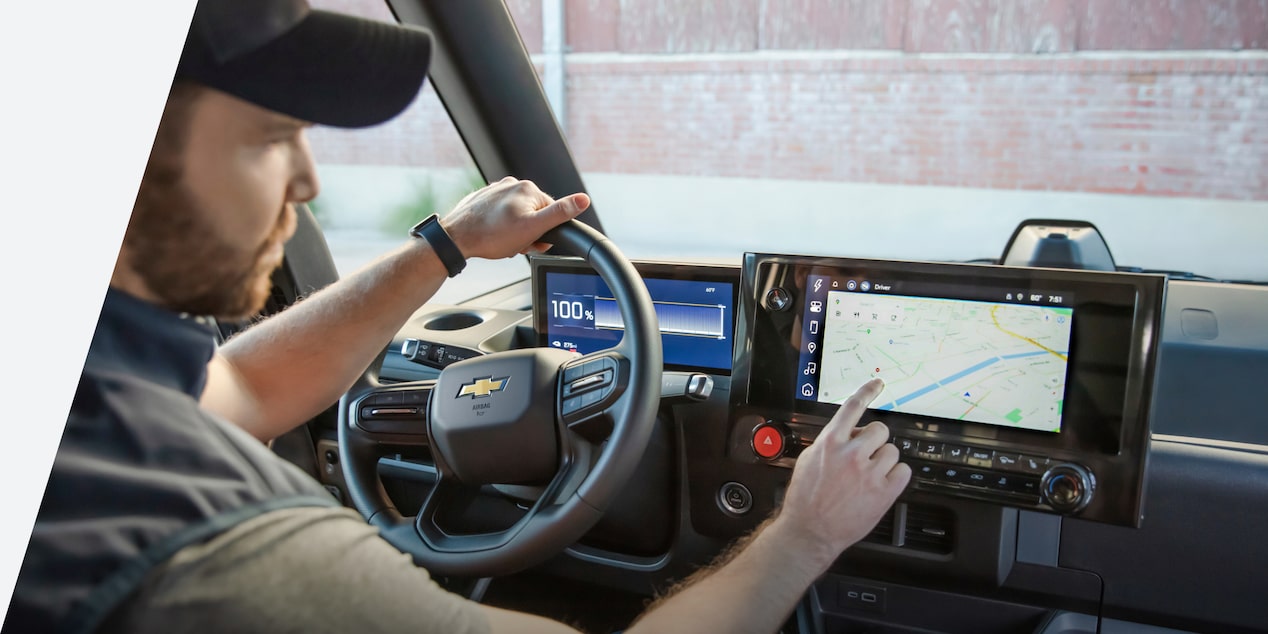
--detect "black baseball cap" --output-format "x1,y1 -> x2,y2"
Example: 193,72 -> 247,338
175,0 -> 433,128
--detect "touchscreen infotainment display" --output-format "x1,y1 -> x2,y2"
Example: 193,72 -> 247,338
795,275 -> 1074,433
734,253 -> 1165,527
535,264 -> 737,374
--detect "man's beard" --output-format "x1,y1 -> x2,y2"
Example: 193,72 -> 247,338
124,172 -> 293,321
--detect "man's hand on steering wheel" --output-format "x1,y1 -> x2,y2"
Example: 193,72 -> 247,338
443,177 -> 591,259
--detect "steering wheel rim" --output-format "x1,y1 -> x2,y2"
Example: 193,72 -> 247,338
337,219 -> 662,577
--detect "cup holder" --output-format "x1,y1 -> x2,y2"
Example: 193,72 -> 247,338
423,311 -> 488,331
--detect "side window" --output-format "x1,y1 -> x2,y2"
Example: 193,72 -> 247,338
304,0 -> 528,304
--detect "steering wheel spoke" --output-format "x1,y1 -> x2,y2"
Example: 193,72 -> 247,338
416,429 -> 597,555
348,381 -> 435,446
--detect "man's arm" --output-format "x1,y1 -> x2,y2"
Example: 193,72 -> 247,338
622,378 -> 909,633
201,178 -> 590,441
478,379 -> 909,634
128,380 -> 900,634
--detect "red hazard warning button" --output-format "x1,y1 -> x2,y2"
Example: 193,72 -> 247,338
752,424 -> 786,460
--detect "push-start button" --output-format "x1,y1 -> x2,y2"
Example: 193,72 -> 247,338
752,424 -> 786,460
718,482 -> 753,515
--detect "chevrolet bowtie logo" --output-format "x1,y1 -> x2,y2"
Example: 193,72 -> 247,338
456,376 -> 510,399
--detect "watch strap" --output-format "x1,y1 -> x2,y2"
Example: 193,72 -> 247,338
410,214 -> 466,277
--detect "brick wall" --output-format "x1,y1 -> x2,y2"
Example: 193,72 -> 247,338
310,0 -> 1268,201
512,0 -> 1268,54
568,55 -> 1267,200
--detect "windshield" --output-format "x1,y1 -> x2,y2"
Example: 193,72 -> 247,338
504,1 -> 1266,282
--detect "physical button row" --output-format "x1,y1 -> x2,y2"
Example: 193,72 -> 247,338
907,460 -> 1041,498
364,391 -> 427,406
894,438 -> 1049,476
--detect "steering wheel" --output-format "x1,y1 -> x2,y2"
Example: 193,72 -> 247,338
337,220 -> 662,577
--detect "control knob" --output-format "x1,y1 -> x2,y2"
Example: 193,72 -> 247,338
1040,463 -> 1096,513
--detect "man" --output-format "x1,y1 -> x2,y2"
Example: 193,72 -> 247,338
5,1 -> 910,632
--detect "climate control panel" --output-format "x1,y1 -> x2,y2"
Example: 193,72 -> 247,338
743,421 -> 1097,516
891,437 -> 1095,512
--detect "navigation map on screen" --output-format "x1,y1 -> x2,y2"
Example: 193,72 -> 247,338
816,291 -> 1073,433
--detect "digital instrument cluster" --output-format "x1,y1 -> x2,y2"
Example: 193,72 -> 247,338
532,258 -> 739,374
731,253 -> 1165,527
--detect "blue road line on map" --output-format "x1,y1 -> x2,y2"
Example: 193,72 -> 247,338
937,357 -> 1002,387
877,403 -> 895,411
1001,350 -> 1059,360
892,357 -> 999,407
892,380 -> 943,405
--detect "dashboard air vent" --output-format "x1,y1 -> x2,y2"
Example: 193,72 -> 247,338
861,508 -> 895,546
903,504 -> 955,554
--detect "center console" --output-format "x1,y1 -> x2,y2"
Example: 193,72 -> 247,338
731,253 -> 1165,526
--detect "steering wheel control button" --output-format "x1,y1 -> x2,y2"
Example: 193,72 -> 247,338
569,373 -> 605,392
765,287 -> 792,311
752,424 -> 787,460
563,362 -> 585,383
718,482 -> 753,515
580,388 -> 602,408
562,396 -> 583,415
1041,463 -> 1096,513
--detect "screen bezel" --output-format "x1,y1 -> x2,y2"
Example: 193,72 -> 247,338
530,257 -> 741,376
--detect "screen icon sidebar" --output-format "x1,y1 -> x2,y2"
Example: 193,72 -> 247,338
797,275 -> 831,401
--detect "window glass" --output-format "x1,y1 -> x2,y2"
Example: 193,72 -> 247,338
304,0 -> 529,304
510,1 -> 1267,282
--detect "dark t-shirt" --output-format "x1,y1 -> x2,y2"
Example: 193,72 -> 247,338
6,289 -> 484,632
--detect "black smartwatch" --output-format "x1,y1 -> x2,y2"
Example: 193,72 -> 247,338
409,214 -> 466,277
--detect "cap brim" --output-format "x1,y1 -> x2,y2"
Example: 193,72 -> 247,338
195,10 -> 432,128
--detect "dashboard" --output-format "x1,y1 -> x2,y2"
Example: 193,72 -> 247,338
532,253 -> 1166,527
369,250 -> 1268,633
